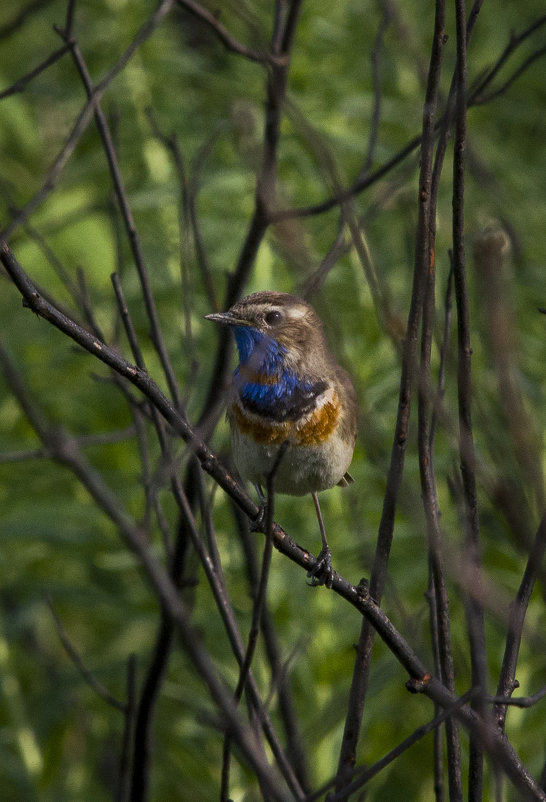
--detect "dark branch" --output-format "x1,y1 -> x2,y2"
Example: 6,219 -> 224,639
47,597 -> 127,712
0,44 -> 71,99
2,224 -> 545,802
335,2 -> 449,790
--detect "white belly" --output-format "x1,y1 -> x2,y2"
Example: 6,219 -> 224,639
231,427 -> 353,496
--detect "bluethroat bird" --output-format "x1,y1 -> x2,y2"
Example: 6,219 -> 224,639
206,291 -> 358,586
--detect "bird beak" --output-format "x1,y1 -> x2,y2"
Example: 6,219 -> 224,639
204,311 -> 250,326
204,311 -> 233,324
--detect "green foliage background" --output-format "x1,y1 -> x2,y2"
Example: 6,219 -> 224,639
0,1 -> 545,800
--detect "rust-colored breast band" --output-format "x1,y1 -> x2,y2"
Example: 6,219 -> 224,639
231,392 -> 340,446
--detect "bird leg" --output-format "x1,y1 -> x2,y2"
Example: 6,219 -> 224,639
250,442 -> 289,532
307,491 -> 334,588
249,483 -> 268,532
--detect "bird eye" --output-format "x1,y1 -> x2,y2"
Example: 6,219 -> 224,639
264,310 -> 282,325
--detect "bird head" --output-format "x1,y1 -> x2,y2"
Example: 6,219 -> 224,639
205,291 -> 331,376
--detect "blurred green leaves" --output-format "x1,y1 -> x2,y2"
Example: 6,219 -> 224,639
0,0 -> 545,799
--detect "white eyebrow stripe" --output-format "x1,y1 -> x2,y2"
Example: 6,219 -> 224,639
284,306 -> 307,320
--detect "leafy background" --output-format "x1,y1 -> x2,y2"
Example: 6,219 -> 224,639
0,0 -> 545,800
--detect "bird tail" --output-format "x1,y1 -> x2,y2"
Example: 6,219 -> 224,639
337,472 -> 354,487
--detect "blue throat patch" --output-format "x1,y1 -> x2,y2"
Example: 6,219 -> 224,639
233,326 -> 286,376
233,325 -> 326,421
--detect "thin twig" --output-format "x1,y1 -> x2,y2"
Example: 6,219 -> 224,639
233,502 -> 311,792
145,108 -> 217,390
0,0 -> 56,40
0,425 -> 136,463
426,263 -> 454,802
61,35 -> 183,414
489,686 -> 546,709
2,240 -> 546,800
175,0 -> 279,64
198,0 -> 303,428
0,332 -> 288,800
311,691 -> 474,802
468,15 -> 546,105
425,572 -> 445,802
221,441 -> 290,802
63,0 -> 77,37
1,0 -> 176,241
334,2 -> 448,794
452,1 -> 487,797
270,131 -> 423,222
270,12 -> 546,224
429,264 -> 454,449
117,655 -> 137,802
111,272 -> 171,544
473,44 -> 546,105
46,597 -> 127,712
0,44 -> 71,99
360,8 -> 391,176
494,514 -> 546,729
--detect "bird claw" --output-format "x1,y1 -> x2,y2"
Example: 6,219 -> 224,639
307,546 -> 334,588
249,499 -> 268,532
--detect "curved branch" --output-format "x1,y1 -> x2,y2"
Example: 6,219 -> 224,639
271,13 -> 546,223
175,0 -> 282,64
1,0 -> 175,241
3,239 -> 545,802
0,44 -> 71,99
335,0 -> 449,792
198,0 -> 303,426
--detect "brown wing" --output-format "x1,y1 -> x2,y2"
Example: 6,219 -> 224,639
335,365 -> 358,446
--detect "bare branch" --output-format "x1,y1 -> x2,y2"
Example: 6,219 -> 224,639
46,597 -> 127,712
117,655 -> 137,802
317,691 -> 474,802
494,514 -> 546,729
1,0 -> 176,241
0,0 -> 56,40
335,1 -> 449,792
270,13 -> 546,223
221,441 -> 292,802
198,0 -> 303,427
489,686 -> 546,710
0,322 -> 288,800
2,239 -> 545,800
0,44 -> 71,99
60,35 -> 183,414
175,0 -> 280,64
468,15 -> 546,105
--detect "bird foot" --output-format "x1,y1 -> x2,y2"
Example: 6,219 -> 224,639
249,499 -> 268,533
307,545 -> 334,588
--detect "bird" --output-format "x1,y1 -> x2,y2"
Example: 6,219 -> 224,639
205,290 -> 358,587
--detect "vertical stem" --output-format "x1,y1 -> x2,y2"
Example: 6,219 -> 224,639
452,1 -> 487,798
60,34 -> 183,414
117,655 -> 137,802
199,0 -> 303,427
221,443 -> 293,801
493,513 -> 546,799
419,254 -> 462,802
334,1 -> 447,795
